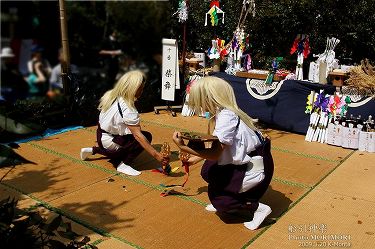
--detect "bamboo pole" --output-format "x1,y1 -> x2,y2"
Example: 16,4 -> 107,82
58,0 -> 70,95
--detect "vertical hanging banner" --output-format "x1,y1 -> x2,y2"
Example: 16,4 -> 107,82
162,38 -> 180,101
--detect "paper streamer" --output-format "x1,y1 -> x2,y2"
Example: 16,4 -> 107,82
162,38 -> 180,101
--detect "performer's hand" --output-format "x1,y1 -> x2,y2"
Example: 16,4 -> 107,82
162,155 -> 170,165
156,152 -> 170,164
187,155 -> 203,166
172,131 -> 185,147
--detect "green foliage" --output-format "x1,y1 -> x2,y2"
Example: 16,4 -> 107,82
0,197 -> 97,249
185,0 -> 375,68
65,0 -> 375,68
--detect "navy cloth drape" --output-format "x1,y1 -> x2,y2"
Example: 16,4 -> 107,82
214,72 -> 375,134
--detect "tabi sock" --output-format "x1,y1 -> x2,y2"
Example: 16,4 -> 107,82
117,163 -> 141,176
244,203 -> 272,230
80,148 -> 93,160
205,204 -> 217,212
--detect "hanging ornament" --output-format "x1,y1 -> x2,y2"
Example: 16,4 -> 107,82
290,34 -> 311,80
205,1 -> 225,26
174,0 -> 188,23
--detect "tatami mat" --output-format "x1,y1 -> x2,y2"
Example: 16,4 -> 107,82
1,112 -> 368,249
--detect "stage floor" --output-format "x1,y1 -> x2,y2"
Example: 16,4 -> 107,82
1,112 -> 374,249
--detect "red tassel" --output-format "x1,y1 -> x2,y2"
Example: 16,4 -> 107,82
290,37 -> 300,55
210,0 -> 220,8
303,37 -> 311,58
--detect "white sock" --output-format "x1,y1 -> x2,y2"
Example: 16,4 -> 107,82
205,204 -> 217,212
80,148 -> 93,160
117,163 -> 141,176
244,203 -> 271,230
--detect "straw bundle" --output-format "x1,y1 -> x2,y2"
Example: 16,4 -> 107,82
345,59 -> 375,94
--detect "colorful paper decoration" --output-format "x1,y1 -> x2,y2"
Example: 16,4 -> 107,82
207,38 -> 228,60
305,91 -> 352,143
174,0 -> 188,23
225,1 -> 255,75
290,34 -> 310,80
205,1 -> 225,26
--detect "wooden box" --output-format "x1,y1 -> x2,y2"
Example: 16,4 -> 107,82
328,71 -> 349,87
235,71 -> 284,81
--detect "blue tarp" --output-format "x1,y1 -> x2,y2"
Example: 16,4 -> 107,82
11,126 -> 83,144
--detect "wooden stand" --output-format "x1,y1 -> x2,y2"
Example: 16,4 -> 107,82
154,103 -> 182,117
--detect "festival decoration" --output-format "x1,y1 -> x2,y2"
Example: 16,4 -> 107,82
174,0 -> 188,23
346,59 -> 375,94
207,38 -> 228,60
309,37 -> 340,83
225,1 -> 255,75
205,1 -> 225,26
182,74 -> 203,116
318,37 -> 340,75
290,34 -> 310,80
225,28 -> 250,74
265,57 -> 283,85
305,91 -> 351,143
243,54 -> 252,71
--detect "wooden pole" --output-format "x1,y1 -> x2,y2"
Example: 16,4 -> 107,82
58,0 -> 70,95
181,21 -> 187,85
181,0 -> 189,88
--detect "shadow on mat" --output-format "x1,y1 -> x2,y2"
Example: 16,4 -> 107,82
59,199 -> 134,231
85,156 -> 108,162
217,185 -> 292,225
0,159 -> 67,201
0,157 -> 133,231
158,185 -> 208,197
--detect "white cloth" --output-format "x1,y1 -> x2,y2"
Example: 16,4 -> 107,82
213,109 -> 261,165
212,109 -> 264,193
240,171 -> 265,193
99,97 -> 139,149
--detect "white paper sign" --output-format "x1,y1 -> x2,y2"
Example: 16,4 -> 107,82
359,131 -> 375,152
341,127 -> 350,148
161,38 -> 180,101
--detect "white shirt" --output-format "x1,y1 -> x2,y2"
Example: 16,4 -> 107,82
213,109 -> 261,165
99,97 -> 140,150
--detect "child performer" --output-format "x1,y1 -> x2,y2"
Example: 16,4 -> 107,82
80,70 -> 169,176
172,76 -> 274,230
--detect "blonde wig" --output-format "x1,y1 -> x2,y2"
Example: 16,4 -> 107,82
98,70 -> 146,112
188,76 -> 258,132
